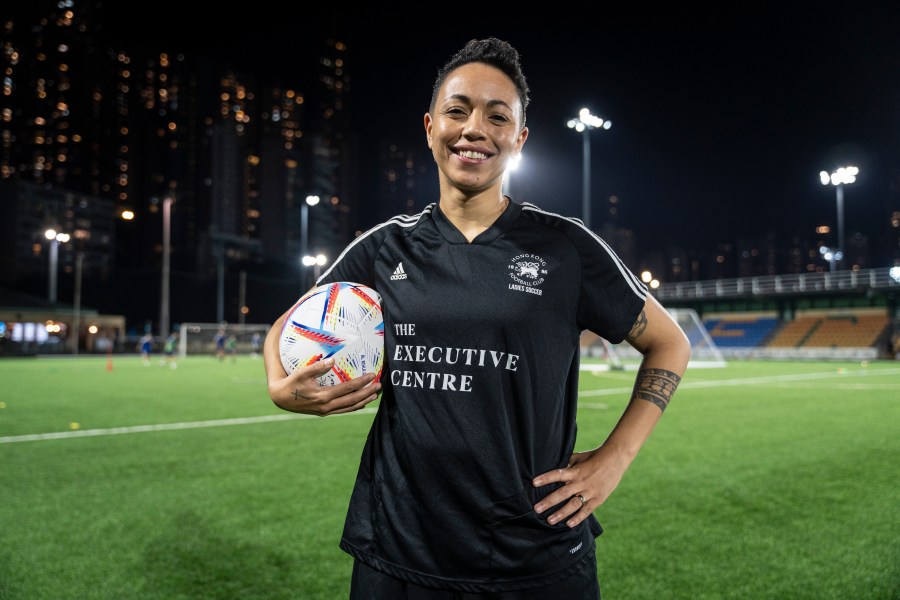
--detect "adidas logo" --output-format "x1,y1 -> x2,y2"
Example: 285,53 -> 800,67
390,262 -> 408,281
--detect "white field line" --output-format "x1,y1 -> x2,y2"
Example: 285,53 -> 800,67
0,408 -> 377,444
577,367 -> 900,397
2,368 -> 897,444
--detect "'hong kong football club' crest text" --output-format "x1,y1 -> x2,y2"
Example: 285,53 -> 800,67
507,253 -> 547,296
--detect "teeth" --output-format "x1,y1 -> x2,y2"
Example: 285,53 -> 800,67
459,150 -> 488,159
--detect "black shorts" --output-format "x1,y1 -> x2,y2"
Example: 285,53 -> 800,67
348,552 -> 601,600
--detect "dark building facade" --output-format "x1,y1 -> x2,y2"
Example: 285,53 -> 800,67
1,5 -> 361,335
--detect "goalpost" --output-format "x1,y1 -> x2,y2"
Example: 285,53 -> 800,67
669,308 -> 727,367
178,322 -> 271,358
580,307 -> 726,370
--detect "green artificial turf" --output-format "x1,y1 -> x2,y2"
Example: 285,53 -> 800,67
1,356 -> 898,599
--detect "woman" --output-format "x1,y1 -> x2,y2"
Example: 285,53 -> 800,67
264,37 -> 691,599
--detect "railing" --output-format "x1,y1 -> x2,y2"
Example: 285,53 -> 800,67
654,267 -> 900,301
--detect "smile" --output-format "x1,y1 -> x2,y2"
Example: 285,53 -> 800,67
457,149 -> 489,160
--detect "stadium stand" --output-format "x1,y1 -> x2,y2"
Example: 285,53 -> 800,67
766,317 -> 819,348
705,315 -> 780,348
701,307 -> 892,360
800,313 -> 889,348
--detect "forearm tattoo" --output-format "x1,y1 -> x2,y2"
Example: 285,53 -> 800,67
626,310 -> 648,342
632,368 -> 682,412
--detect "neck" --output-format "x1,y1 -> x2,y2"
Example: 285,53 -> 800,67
439,189 -> 509,242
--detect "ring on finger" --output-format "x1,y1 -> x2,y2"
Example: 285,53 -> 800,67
575,493 -> 586,507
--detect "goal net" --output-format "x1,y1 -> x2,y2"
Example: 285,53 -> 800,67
580,307 -> 726,370
178,322 -> 271,358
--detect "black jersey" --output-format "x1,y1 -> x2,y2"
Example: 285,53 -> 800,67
317,200 -> 647,593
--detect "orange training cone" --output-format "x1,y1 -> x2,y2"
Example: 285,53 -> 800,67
106,349 -> 113,372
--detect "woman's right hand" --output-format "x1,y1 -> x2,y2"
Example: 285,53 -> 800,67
263,307 -> 382,416
267,357 -> 381,416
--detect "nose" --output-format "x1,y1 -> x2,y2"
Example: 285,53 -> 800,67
461,110 -> 488,140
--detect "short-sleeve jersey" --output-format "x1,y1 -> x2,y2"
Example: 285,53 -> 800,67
318,200 -> 647,593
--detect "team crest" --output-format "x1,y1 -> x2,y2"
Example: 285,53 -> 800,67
508,253 -> 547,287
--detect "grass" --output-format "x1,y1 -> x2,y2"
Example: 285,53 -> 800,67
1,355 -> 898,599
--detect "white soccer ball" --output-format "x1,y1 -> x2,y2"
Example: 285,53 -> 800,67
279,281 -> 385,386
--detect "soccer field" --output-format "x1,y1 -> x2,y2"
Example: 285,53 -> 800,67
1,356 -> 898,599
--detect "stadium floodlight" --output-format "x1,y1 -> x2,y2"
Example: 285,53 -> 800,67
567,108 -> 611,230
302,253 -> 329,282
43,228 -> 70,303
819,166 -> 859,270
819,245 -> 842,272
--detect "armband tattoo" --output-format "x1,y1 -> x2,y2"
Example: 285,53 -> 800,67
626,310 -> 648,342
632,368 -> 681,412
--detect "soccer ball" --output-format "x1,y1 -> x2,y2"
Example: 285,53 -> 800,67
279,281 -> 385,386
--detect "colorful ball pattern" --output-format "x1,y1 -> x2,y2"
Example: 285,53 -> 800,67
279,282 -> 385,386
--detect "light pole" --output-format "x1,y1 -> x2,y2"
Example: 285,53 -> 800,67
72,252 -> 84,354
567,108 -> 611,230
301,195 -> 320,290
44,229 -> 70,303
160,195 -> 173,340
302,253 -> 329,286
819,166 -> 858,270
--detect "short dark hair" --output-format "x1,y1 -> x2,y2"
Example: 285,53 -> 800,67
430,37 -> 530,127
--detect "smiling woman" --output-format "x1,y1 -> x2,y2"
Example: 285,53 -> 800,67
425,60 -> 528,238
262,37 -> 691,599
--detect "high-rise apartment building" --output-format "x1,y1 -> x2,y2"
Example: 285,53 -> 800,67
1,6 -> 362,330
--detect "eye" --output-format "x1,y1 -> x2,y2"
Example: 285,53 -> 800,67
490,113 -> 511,124
444,107 -> 467,117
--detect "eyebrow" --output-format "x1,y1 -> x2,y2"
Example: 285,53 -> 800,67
443,94 -> 513,112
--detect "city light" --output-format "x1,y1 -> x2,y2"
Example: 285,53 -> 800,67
640,270 -> 659,289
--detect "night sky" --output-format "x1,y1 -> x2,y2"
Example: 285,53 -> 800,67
104,4 -> 900,264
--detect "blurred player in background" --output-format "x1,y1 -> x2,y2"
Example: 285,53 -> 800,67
250,332 -> 262,358
137,332 -> 154,366
162,331 -> 178,369
213,328 -> 227,361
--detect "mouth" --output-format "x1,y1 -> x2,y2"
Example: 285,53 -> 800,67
453,147 -> 493,161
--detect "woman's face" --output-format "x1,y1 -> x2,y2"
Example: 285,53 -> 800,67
425,62 -> 528,195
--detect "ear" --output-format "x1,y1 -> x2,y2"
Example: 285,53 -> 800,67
515,126 -> 529,153
424,112 -> 433,149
